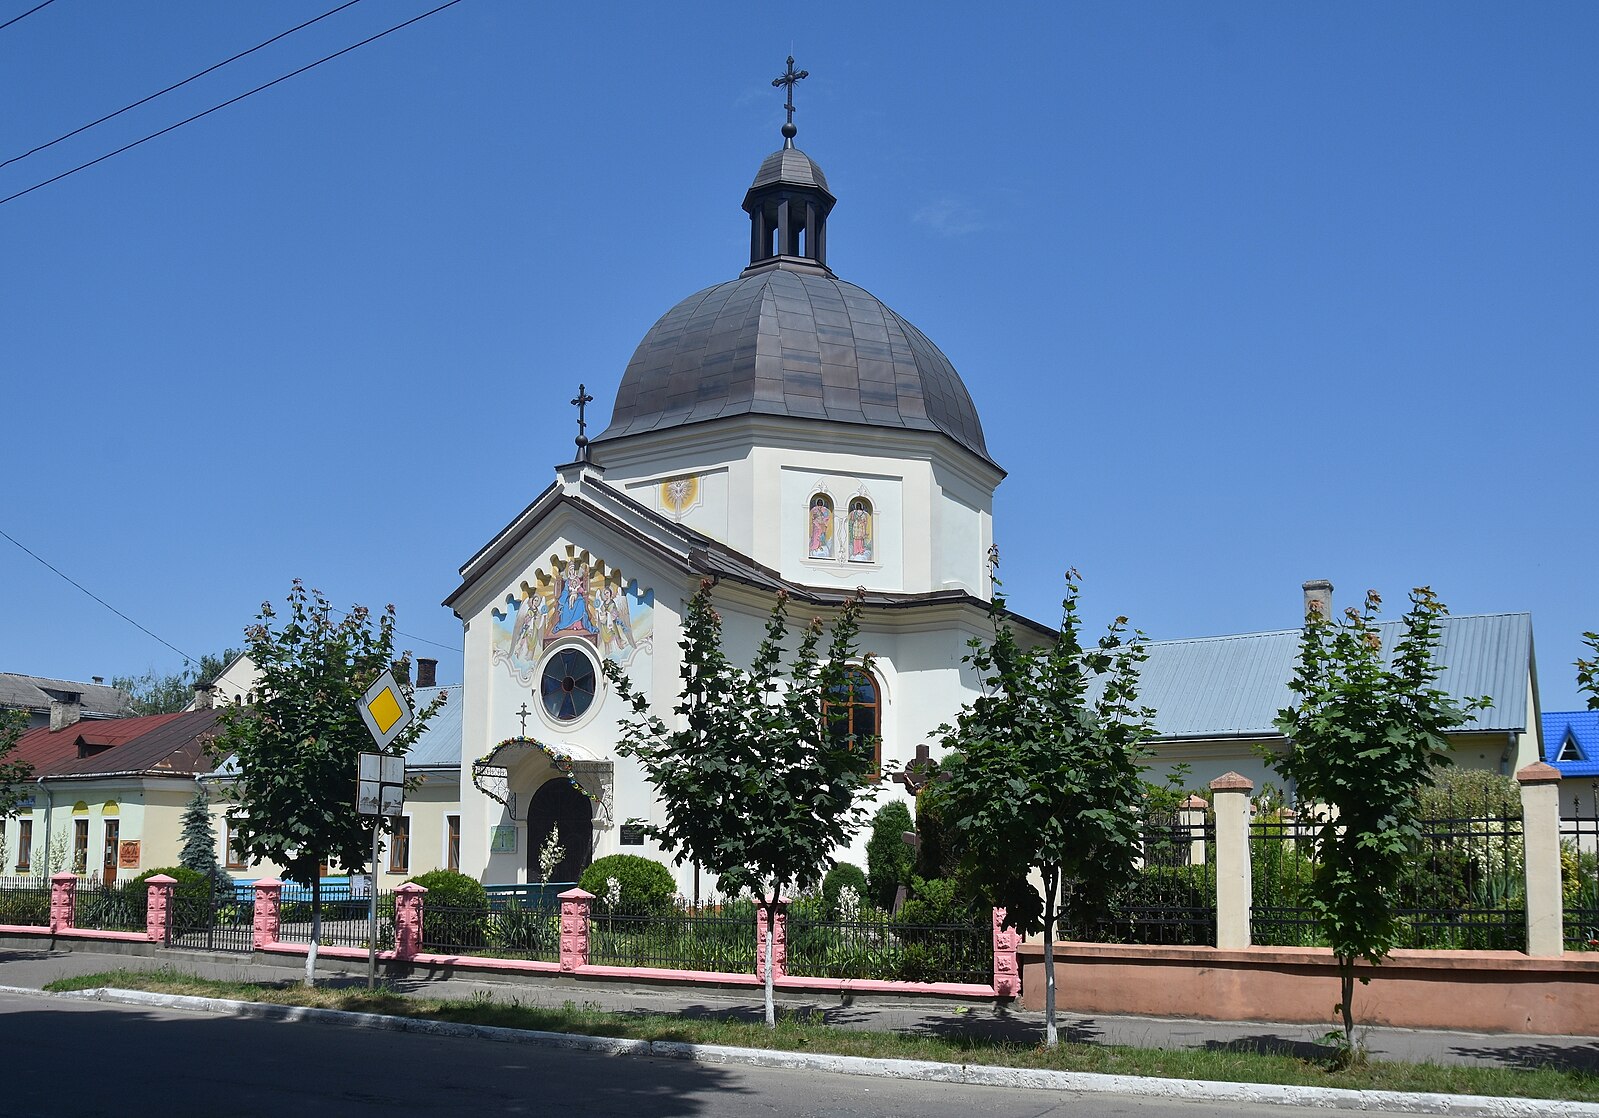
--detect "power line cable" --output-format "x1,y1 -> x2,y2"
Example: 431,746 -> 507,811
1,0 -> 367,171
327,607 -> 462,654
0,0 -> 57,34
0,0 -> 466,207
0,526 -> 197,664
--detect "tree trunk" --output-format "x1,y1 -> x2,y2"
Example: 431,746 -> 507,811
1337,954 -> 1355,1054
763,888 -> 776,1028
305,871 -> 321,987
1043,866 -> 1058,1047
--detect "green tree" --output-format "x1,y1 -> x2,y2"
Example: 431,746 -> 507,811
178,788 -> 221,881
604,581 -> 882,1026
1270,587 -> 1488,1059
1577,632 -> 1599,709
0,709 -> 33,820
929,566 -> 1153,1045
864,800 -> 914,910
115,649 -> 241,715
209,582 -> 440,985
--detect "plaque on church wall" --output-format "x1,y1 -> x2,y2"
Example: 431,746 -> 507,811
490,825 -> 517,854
619,824 -> 645,846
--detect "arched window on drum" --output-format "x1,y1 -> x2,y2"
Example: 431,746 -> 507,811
825,667 -> 881,777
807,492 -> 835,559
846,497 -> 873,563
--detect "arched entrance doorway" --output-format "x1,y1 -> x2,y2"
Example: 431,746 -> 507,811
527,778 -> 593,883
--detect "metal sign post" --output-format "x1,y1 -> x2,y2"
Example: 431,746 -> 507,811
357,669 -> 414,990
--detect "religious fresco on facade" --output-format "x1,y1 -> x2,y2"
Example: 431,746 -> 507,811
808,493 -> 834,558
848,497 -> 873,562
658,474 -> 701,520
491,547 -> 654,686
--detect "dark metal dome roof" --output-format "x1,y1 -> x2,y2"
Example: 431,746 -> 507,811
593,265 -> 994,467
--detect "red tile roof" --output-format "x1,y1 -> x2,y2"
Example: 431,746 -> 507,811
11,709 -> 222,779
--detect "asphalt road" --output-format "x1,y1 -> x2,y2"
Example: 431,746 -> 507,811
1,990 -> 1437,1118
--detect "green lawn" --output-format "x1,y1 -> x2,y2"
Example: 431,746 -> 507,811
42,969 -> 1597,1103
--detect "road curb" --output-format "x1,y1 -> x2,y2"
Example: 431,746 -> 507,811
8,985 -> 1592,1116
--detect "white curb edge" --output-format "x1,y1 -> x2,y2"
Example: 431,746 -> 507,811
3,985 -> 1589,1117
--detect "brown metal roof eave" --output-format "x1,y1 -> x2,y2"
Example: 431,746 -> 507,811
37,770 -> 205,783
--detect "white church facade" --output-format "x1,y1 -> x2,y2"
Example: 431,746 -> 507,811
445,119 -> 1020,891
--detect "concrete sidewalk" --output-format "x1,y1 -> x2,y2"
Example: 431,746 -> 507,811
3,944 -> 1595,1075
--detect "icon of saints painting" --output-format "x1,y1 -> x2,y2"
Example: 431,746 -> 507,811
491,549 -> 655,687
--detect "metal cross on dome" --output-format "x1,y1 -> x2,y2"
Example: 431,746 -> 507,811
516,703 -> 531,736
571,382 -> 594,461
772,55 -> 808,126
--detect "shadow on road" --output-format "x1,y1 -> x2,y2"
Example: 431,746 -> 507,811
1447,1039 -> 1599,1074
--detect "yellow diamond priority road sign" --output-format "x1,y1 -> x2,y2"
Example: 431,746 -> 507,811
358,669 -> 414,749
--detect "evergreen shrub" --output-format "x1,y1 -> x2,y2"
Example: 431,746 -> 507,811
864,800 -> 913,909
579,854 -> 675,912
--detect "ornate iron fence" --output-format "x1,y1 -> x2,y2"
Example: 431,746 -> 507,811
785,908 -> 992,984
164,892 -> 255,953
0,878 -> 52,926
1560,781 -> 1599,950
274,893 -> 394,950
73,879 -> 146,932
1063,812 -> 1217,946
588,896 -> 757,973
422,900 -> 561,962
1252,805 -> 1527,951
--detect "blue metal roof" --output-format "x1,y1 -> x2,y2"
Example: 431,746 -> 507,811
1132,613 -> 1532,740
1541,710 -> 1599,778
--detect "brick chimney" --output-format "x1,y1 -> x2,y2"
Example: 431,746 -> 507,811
1302,579 -> 1334,624
416,658 -> 438,689
49,692 -> 83,731
192,683 -> 214,710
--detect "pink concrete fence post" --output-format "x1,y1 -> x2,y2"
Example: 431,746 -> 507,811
252,878 -> 284,949
558,887 -> 594,972
393,883 -> 427,960
144,874 -> 177,944
755,898 -> 788,981
49,872 -> 76,932
992,907 -> 1021,997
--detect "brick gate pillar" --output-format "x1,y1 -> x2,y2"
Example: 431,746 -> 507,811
1210,772 -> 1254,949
252,878 -> 284,948
144,874 -> 177,943
755,898 -> 788,981
393,883 -> 427,960
49,872 -> 76,932
992,907 -> 1021,997
558,887 -> 594,972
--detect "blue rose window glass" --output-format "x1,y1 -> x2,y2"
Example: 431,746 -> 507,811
540,648 -> 597,722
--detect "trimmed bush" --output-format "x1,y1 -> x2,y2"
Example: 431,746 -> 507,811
865,800 -> 913,910
579,854 -> 675,912
821,863 -> 868,918
407,869 -> 489,912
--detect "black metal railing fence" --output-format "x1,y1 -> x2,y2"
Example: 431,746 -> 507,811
588,896 -> 757,973
1063,812 -> 1217,947
0,877 -> 52,926
785,906 -> 992,984
274,892 -> 394,950
421,900 -> 562,962
1560,781 -> 1599,950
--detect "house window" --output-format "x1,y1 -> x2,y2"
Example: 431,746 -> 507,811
446,814 -> 461,873
825,667 -> 882,775
388,816 -> 411,874
72,818 -> 89,875
225,819 -> 247,871
1558,735 -> 1583,763
16,819 -> 31,872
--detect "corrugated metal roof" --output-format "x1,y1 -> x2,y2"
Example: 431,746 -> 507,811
1542,709 -> 1599,778
0,673 -> 130,718
407,685 -> 460,770
1132,613 -> 1532,740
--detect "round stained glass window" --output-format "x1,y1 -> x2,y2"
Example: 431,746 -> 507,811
540,647 -> 597,722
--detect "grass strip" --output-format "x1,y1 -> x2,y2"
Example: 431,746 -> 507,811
43,968 -> 1598,1103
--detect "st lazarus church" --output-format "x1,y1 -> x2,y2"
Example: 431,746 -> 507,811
447,65 -> 1017,891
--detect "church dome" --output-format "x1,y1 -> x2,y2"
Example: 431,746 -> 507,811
592,132 -> 995,469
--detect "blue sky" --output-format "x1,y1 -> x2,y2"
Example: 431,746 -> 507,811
3,2 -> 1595,711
